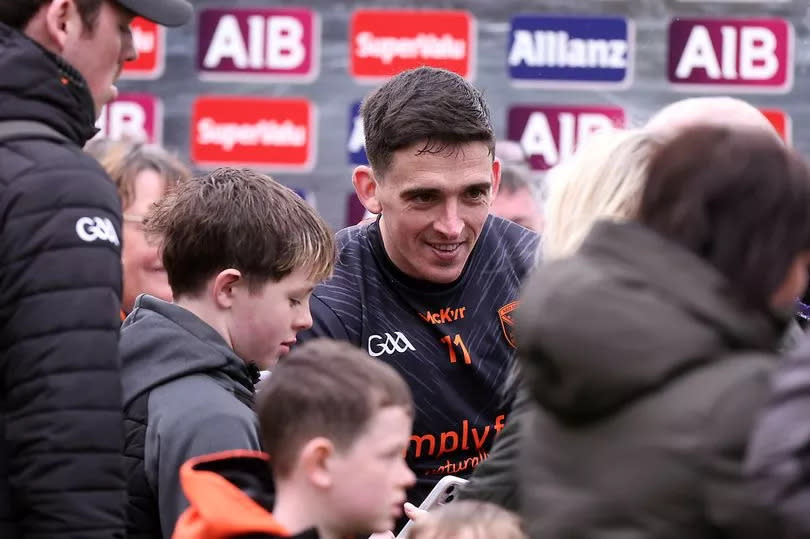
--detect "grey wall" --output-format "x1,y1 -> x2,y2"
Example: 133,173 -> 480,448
116,0 -> 810,230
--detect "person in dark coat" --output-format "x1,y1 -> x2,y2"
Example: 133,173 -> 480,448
516,125 -> 810,538
459,99 -> 803,515
0,2 -> 190,538
746,324 -> 810,537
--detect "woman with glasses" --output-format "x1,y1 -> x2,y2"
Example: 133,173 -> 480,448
86,138 -> 190,318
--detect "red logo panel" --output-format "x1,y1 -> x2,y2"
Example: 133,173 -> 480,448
121,18 -> 164,79
350,9 -> 474,81
191,97 -> 314,170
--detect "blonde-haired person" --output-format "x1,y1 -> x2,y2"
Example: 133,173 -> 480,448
407,501 -> 527,539
541,128 -> 661,261
452,129 -> 661,511
85,138 -> 191,317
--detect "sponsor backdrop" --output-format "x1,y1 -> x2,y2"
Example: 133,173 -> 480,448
110,0 -> 810,229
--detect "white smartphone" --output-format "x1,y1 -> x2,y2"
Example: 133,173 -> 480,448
394,475 -> 469,539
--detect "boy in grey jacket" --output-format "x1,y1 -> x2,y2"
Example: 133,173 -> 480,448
120,167 -> 335,538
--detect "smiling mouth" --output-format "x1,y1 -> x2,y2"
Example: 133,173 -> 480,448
428,242 -> 463,253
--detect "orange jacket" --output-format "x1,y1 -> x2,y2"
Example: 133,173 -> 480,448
173,450 -> 296,539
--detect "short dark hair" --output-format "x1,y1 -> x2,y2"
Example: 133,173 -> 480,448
144,167 -> 335,298
257,339 -> 414,478
0,0 -> 103,31
639,125 -> 810,309
361,66 -> 495,176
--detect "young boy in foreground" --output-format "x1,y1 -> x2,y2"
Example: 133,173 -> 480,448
121,167 -> 335,537
173,339 -> 416,539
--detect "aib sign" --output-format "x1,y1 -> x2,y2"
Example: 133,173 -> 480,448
507,105 -> 625,170
668,18 -> 793,92
95,93 -> 161,143
197,8 -> 319,80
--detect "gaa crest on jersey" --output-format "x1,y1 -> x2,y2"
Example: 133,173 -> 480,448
498,301 -> 520,348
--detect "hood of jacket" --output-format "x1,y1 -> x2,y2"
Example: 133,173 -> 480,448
121,294 -> 257,406
173,450 -> 300,539
0,21 -> 97,144
517,221 -> 784,424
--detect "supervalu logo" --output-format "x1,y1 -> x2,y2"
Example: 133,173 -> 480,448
349,9 -> 475,81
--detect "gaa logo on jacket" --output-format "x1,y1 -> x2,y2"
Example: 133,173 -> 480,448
95,93 -> 162,143
350,9 -> 475,81
191,96 -> 315,170
197,8 -> 319,81
508,14 -> 633,88
507,105 -> 625,170
121,17 -> 164,79
668,17 -> 793,92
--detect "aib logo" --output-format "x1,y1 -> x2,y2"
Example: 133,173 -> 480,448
668,17 -> 793,92
95,93 -> 161,143
368,332 -> 416,357
507,105 -> 625,170
197,8 -> 319,80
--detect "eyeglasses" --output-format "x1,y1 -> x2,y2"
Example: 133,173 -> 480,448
122,213 -> 147,230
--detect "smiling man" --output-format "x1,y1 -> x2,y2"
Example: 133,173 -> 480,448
299,67 -> 539,512
0,1 -> 191,538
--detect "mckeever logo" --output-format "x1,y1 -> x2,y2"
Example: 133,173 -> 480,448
76,217 -> 120,247
368,332 -> 416,357
508,14 -> 633,87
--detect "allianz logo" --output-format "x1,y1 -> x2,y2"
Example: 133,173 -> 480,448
509,30 -> 627,69
368,332 -> 415,357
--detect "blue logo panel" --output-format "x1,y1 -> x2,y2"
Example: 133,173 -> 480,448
348,101 -> 369,165
508,15 -> 633,86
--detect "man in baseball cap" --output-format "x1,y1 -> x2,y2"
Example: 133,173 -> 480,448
0,1 -> 190,538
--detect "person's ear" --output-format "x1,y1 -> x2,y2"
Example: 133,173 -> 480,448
43,0 -> 80,51
490,157 -> 502,201
211,269 -> 242,310
299,437 -> 335,489
353,166 -> 382,215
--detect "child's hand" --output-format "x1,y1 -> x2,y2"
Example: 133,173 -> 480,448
369,503 -> 430,539
404,502 -> 429,522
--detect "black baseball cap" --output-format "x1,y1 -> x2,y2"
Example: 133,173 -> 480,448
115,0 -> 193,27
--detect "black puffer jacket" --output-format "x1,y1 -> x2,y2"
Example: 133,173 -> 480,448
0,22 -> 126,539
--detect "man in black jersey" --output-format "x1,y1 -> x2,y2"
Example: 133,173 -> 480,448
298,67 -> 539,508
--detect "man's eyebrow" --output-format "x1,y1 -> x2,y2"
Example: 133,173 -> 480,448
400,187 -> 441,198
464,181 -> 493,192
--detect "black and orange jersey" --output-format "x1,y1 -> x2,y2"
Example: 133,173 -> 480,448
299,215 -> 538,504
